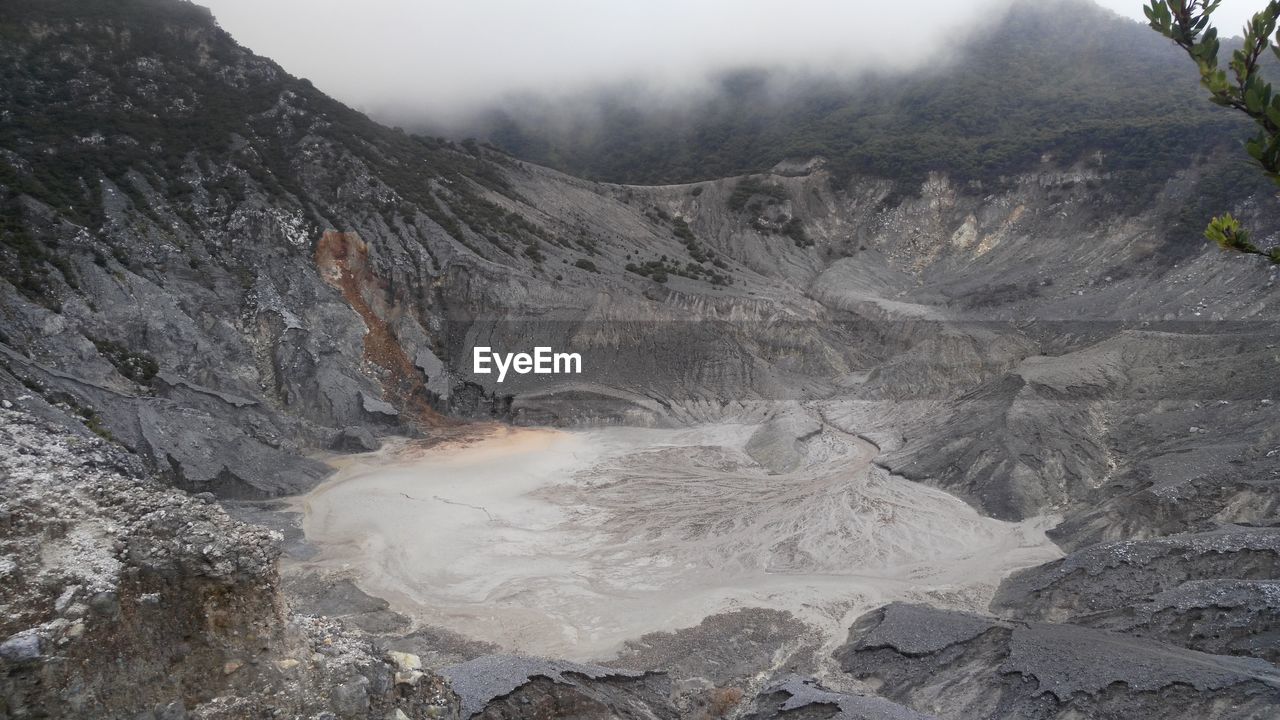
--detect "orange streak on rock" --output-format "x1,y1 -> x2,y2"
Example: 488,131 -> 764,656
314,230 -> 450,428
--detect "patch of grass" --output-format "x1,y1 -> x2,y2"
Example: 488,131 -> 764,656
90,337 -> 159,385
626,255 -> 732,286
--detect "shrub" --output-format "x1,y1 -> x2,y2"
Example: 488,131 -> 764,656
728,177 -> 787,211
90,337 -> 159,385
783,217 -> 812,247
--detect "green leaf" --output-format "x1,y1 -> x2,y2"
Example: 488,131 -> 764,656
1246,84 -> 1264,112
1204,213 -> 1254,253
1265,104 -> 1280,128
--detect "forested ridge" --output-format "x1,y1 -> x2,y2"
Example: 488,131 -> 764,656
458,0 -> 1269,209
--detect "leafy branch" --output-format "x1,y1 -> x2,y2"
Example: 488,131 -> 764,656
1146,0 -> 1280,262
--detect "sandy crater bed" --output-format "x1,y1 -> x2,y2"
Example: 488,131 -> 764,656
290,422 -> 1060,660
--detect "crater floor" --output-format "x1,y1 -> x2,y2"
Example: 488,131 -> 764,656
290,422 -> 1061,660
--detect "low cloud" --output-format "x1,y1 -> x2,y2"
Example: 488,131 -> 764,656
198,0 -> 1259,127
202,0 -> 1022,124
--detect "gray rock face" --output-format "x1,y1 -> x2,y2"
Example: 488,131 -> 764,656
1004,621 -> 1279,698
992,527 -> 1280,617
359,391 -> 400,419
440,655 -> 672,719
0,631 -> 42,664
135,402 -> 330,497
991,527 -> 1280,662
744,677 -> 938,720
415,347 -> 452,400
607,608 -> 821,717
0,409 -> 453,717
0,409 -> 456,719
853,603 -> 999,655
330,426 -> 380,453
283,573 -> 409,635
610,608 -> 818,686
1080,580 -> 1280,662
835,603 -> 1280,720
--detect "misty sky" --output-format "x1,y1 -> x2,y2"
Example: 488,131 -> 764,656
199,0 -> 1263,122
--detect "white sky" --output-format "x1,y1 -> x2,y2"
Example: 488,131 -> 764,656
197,0 -> 1263,121
1096,0 -> 1257,31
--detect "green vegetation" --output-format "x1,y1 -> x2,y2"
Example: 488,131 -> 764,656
727,177 -> 788,212
748,215 -> 812,247
0,353 -> 119,442
573,258 -> 598,272
669,217 -> 729,270
783,217 -> 812,248
473,0 -> 1257,218
76,405 -> 116,442
1146,0 -> 1280,262
723,180 -> 811,247
672,217 -> 697,243
626,260 -> 669,283
90,337 -> 159,385
522,241 -> 544,263
0,0 -> 553,283
1,0 -> 311,223
626,253 -> 731,286
0,187 -> 81,307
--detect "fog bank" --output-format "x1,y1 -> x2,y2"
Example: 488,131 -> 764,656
203,0 -> 1024,124
197,0 -> 1261,128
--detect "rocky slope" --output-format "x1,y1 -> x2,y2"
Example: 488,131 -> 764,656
0,408 -> 459,718
2,0 -> 1279,718
833,602 -> 1280,719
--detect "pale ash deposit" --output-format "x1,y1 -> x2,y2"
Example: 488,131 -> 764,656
291,421 -> 1061,660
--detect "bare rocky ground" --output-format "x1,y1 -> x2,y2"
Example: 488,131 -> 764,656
0,409 -> 458,719
3,1 -> 1280,718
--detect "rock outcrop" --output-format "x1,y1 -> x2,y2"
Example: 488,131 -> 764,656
833,603 -> 1280,720
0,409 -> 456,719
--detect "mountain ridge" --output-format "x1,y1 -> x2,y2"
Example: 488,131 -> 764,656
449,0 -> 1266,212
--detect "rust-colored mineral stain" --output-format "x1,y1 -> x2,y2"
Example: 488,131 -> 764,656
314,230 -> 449,428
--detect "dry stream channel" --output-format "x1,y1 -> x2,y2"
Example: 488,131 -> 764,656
288,420 -> 1061,661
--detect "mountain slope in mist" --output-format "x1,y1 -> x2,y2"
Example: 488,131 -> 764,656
452,0 -> 1261,211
